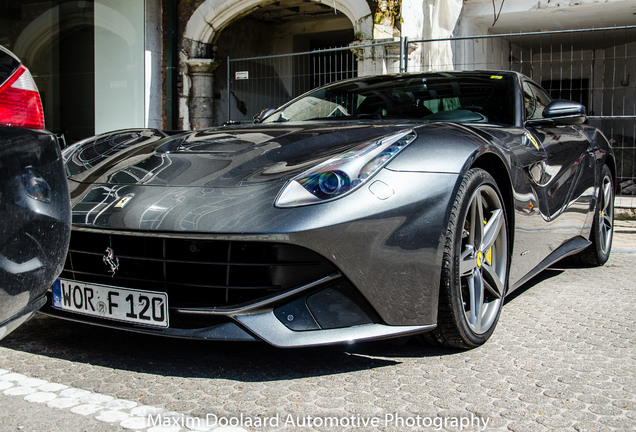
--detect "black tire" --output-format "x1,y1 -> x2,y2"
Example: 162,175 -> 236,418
427,168 -> 509,349
575,165 -> 614,266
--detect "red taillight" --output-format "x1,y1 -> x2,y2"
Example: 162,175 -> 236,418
0,65 -> 45,129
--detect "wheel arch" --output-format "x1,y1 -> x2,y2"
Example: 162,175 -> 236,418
470,152 -> 515,255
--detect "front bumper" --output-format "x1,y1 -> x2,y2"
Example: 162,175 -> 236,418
43,170 -> 458,346
41,275 -> 434,347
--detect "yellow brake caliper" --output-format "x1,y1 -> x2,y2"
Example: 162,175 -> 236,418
484,219 -> 493,266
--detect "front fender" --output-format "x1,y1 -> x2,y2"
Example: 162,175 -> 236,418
387,122 -> 497,174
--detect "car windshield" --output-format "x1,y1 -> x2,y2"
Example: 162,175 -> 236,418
263,73 -> 516,125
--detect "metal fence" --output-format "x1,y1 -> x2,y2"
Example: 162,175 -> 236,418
226,26 -> 636,203
224,40 -> 396,124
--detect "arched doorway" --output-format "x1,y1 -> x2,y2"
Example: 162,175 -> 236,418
181,0 -> 373,128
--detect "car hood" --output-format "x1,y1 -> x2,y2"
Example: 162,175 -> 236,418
66,123 -> 413,190
66,123 -> 435,232
65,121 -> 504,232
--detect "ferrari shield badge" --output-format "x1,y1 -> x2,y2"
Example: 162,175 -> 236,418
115,195 -> 134,208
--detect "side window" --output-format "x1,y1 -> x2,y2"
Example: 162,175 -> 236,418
523,82 -> 552,120
522,82 -> 536,119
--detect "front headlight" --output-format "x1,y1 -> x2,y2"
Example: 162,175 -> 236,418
275,130 -> 417,208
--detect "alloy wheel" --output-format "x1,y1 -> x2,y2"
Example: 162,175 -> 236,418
459,184 -> 508,335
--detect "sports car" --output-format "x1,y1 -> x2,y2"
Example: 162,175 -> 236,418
41,71 -> 615,348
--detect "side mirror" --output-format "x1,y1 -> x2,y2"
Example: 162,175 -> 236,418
253,108 -> 276,123
544,99 -> 586,123
527,99 -> 587,126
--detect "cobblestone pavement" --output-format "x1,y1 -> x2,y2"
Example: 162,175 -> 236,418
1,221 -> 635,432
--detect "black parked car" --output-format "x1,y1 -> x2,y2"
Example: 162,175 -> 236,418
43,71 -> 614,348
0,45 -> 70,339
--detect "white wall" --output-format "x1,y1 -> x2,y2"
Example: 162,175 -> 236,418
145,0 -> 162,129
94,0 -> 145,134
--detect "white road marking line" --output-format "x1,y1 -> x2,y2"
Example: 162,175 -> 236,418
0,367 -> 247,432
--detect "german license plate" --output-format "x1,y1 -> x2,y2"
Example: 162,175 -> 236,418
52,279 -> 168,328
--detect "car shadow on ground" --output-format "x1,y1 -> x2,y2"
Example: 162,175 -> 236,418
0,314 -> 464,382
504,267 -> 564,304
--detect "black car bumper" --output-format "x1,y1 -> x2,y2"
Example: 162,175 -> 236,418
0,126 -> 71,339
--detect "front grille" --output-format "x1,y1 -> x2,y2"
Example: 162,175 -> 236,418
62,230 -> 336,309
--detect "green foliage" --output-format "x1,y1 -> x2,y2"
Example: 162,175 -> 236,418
373,0 -> 402,26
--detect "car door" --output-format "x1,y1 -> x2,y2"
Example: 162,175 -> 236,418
522,81 -> 596,254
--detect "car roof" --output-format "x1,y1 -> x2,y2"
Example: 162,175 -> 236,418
314,71 -> 526,96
